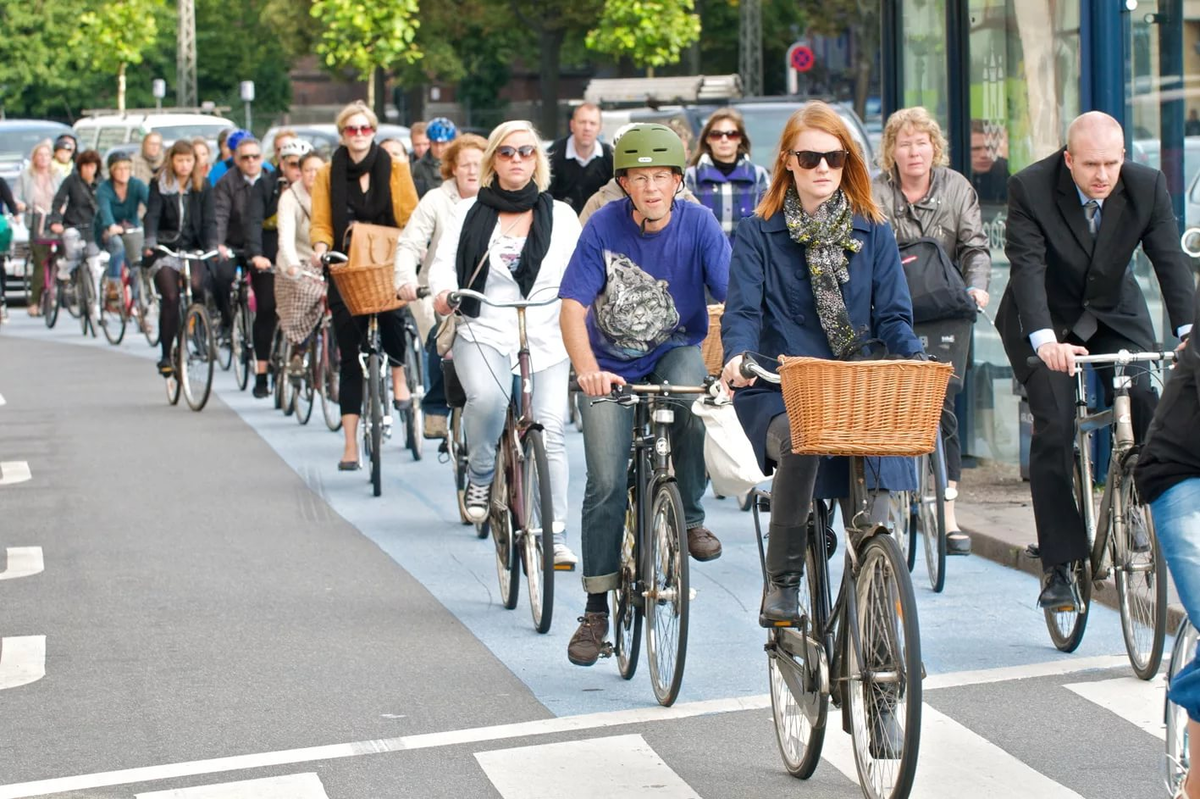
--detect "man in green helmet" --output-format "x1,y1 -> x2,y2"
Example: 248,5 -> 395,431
558,123 -> 732,667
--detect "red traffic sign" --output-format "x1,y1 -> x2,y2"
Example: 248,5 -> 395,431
789,44 -> 815,73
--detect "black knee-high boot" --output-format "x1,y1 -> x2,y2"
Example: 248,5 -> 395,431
761,523 -> 807,625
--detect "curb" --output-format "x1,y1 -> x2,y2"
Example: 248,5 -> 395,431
960,521 -> 1188,635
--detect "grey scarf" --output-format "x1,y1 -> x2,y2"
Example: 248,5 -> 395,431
784,187 -> 863,358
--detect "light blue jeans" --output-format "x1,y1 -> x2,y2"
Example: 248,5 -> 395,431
452,337 -> 569,535
577,345 -> 708,594
1152,477 -> 1200,722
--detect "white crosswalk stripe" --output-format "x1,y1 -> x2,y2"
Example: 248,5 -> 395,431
0,461 -> 31,486
0,636 -> 45,690
476,734 -> 700,799
1066,674 -> 1168,740
0,548 -> 44,581
136,773 -> 329,798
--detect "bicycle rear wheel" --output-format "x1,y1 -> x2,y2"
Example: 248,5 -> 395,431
645,479 -> 689,707
1045,459 -> 1092,652
366,353 -> 382,497
272,329 -> 291,414
232,304 -> 251,391
294,336 -> 316,425
491,438 -> 520,608
165,334 -> 182,405
319,324 -> 341,431
918,443 -> 947,593
522,429 -> 556,634
1166,620 -> 1198,796
846,532 -> 922,799
1113,454 -> 1167,680
769,539 -> 827,779
99,276 -> 126,345
43,274 -> 59,328
181,304 -> 214,412
612,489 -> 642,680
77,268 -> 95,337
136,268 -> 160,346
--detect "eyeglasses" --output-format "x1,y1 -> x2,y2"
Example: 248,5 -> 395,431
282,159 -> 300,169
342,125 -> 375,137
239,153 -> 262,161
623,172 -> 677,191
707,129 -> 741,141
792,149 -> 849,169
496,144 -> 537,161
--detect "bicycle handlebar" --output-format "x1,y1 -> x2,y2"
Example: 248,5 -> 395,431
321,251 -> 349,265
1025,349 -> 1178,369
447,287 -> 559,309
740,354 -> 782,385
154,245 -> 219,261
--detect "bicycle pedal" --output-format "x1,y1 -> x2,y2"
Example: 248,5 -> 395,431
759,615 -> 799,629
599,642 -> 614,658
553,563 -> 576,571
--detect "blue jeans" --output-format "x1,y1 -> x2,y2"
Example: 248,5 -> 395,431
101,229 -> 143,280
1152,477 -> 1200,722
578,345 -> 707,594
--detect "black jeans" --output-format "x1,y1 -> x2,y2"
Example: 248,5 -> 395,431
250,268 -> 275,361
327,278 -> 406,416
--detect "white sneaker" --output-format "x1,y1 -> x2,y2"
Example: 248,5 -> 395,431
553,534 -> 578,570
465,481 -> 490,523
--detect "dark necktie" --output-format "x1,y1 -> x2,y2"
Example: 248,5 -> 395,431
1074,199 -> 1101,341
1084,199 -> 1101,237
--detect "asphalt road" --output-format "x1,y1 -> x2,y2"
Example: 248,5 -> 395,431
0,314 -> 1183,798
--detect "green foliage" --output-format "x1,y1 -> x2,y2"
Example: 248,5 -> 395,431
70,0 -> 162,75
193,0 -> 293,128
310,0 -> 422,80
585,0 -> 701,70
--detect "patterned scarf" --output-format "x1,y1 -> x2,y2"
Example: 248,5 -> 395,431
784,187 -> 863,359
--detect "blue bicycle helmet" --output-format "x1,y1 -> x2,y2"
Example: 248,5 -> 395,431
226,128 -> 253,153
426,117 -> 458,143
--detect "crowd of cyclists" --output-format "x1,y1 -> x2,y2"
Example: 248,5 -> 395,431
3,97 -> 1200,797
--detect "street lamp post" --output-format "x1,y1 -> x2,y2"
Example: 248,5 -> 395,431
152,79 -> 166,112
240,81 -> 255,131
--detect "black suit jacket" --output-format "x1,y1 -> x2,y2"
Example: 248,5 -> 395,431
998,147 -> 1195,381
547,136 -> 613,214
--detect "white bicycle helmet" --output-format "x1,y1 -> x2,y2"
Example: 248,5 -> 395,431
279,139 -> 314,159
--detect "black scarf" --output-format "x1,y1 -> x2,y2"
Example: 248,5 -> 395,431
330,143 -> 394,250
453,182 -> 554,317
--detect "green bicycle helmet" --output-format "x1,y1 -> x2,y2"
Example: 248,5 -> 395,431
613,123 -> 686,175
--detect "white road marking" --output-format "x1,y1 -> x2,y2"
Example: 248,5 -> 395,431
0,548 -> 44,581
1065,675 -> 1167,740
136,772 -> 329,798
0,461 -> 31,486
0,656 -> 1133,798
476,734 -> 700,798
819,703 -> 1085,798
0,636 -> 46,691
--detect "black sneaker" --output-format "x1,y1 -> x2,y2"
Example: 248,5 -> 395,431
157,359 -> 174,377
567,612 -> 610,666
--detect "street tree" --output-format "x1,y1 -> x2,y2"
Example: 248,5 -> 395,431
511,0 -> 604,138
585,0 -> 701,77
69,0 -> 163,113
311,0 -> 423,108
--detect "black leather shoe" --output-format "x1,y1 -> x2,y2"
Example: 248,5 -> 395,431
1038,565 -> 1076,611
760,580 -> 801,627
947,531 -> 972,555
252,383 -> 270,399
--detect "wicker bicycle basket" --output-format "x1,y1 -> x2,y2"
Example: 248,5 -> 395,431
329,261 -> 404,317
778,356 -> 953,456
701,304 -> 725,375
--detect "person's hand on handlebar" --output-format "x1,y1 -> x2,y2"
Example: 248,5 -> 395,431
218,244 -> 231,261
577,370 -> 627,398
721,353 -> 756,390
49,222 -> 63,235
309,247 -> 326,270
251,255 -> 272,271
434,289 -> 454,316
1037,341 -> 1089,375
397,283 -> 421,302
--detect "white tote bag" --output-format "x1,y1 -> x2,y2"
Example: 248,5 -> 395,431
692,386 -> 768,498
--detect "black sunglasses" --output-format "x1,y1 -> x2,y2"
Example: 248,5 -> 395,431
497,144 -> 537,161
792,149 -> 849,169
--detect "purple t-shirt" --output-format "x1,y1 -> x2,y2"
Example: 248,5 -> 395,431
559,197 -> 730,380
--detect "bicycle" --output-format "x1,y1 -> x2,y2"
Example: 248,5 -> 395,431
72,249 -> 106,339
741,354 -> 928,799
399,306 -> 426,461
270,325 -> 293,415
131,256 -> 161,347
97,225 -> 143,346
229,261 -> 255,391
1166,617 -> 1198,796
584,377 -> 713,706
447,287 -> 563,633
1025,349 -> 1175,679
284,269 -> 329,426
156,246 -> 220,412
890,435 -> 949,592
33,235 -> 64,329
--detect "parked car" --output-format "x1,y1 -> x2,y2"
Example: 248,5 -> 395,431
261,124 -> 412,163
0,119 -> 74,185
74,112 -> 235,155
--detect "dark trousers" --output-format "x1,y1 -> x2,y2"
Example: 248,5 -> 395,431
209,257 -> 237,328
327,279 -> 407,417
250,269 -> 275,361
155,263 -> 206,360
423,326 -> 449,415
1023,324 -> 1158,567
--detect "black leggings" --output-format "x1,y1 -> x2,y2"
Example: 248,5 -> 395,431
327,279 -> 406,416
155,263 -> 206,360
250,269 -> 275,362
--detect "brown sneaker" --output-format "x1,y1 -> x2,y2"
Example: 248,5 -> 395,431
567,612 -> 610,666
687,526 -> 723,561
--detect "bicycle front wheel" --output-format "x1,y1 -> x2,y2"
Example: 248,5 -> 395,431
405,325 -> 424,461
99,276 -> 126,345
918,444 -> 947,593
136,269 -> 160,346
294,336 -> 316,425
1166,620 -> 1198,795
366,353 -> 383,497
165,335 -> 182,405
612,488 -> 643,680
319,324 -> 341,431
181,304 -> 214,412
492,438 -> 519,608
846,532 -> 921,799
522,429 -> 556,634
1113,454 -> 1167,680
769,540 -> 827,779
1046,459 -> 1092,652
232,305 -> 251,391
645,479 -> 689,706
43,274 -> 59,328
77,269 -> 95,337
889,490 -> 914,573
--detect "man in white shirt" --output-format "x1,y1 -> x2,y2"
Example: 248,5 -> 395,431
547,103 -> 614,215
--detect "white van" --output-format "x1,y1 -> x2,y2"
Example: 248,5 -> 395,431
74,111 -> 235,153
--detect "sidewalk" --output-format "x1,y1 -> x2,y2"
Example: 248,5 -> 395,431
955,460 -> 1186,633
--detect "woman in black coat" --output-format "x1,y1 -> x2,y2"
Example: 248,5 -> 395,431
48,149 -> 102,280
143,139 -> 217,374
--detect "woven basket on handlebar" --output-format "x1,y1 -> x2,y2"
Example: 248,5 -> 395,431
329,223 -> 405,317
778,356 -> 953,456
701,304 -> 724,375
